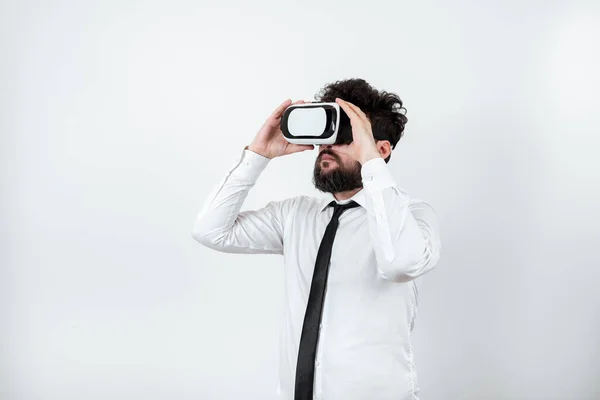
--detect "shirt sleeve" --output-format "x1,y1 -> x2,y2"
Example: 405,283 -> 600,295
191,146 -> 287,255
360,157 -> 442,282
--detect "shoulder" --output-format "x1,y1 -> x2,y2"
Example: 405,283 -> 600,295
265,195 -> 324,215
285,195 -> 325,212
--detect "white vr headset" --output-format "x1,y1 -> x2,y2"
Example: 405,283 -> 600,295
280,102 -> 352,145
280,101 -> 390,145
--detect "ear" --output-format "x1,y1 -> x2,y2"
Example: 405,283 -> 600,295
376,140 -> 392,160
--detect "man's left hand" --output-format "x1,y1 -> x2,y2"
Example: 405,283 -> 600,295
335,98 -> 382,164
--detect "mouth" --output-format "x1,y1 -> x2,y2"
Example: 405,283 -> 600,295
321,154 -> 335,161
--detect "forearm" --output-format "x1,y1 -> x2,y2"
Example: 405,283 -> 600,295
361,158 -> 440,282
192,147 -> 270,244
364,187 -> 428,281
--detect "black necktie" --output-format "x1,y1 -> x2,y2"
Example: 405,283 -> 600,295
294,199 -> 361,400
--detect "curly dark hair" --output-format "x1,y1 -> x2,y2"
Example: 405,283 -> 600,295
314,78 -> 408,163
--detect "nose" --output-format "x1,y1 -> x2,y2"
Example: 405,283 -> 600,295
319,144 -> 337,151
319,145 -> 334,154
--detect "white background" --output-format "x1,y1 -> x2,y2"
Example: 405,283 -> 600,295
2,0 -> 600,399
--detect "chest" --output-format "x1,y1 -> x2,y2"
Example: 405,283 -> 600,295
287,209 -> 379,286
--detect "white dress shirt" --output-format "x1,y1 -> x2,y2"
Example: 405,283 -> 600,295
192,147 -> 442,400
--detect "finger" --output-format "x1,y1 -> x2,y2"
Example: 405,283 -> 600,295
337,98 -> 368,121
335,98 -> 355,116
336,98 -> 361,124
271,99 -> 292,119
287,144 -> 315,154
271,100 -> 305,124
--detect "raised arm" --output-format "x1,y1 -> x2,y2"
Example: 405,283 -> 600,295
191,98 -> 314,255
332,97 -> 441,282
192,147 -> 287,254
361,157 -> 442,282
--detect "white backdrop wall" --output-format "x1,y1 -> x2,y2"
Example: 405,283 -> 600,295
2,1 -> 599,399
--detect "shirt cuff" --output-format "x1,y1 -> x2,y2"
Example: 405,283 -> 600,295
229,146 -> 272,181
361,157 -> 397,193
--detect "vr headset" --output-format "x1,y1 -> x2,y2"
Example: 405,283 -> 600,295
280,102 -> 391,145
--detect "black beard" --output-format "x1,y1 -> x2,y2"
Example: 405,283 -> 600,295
312,157 -> 363,193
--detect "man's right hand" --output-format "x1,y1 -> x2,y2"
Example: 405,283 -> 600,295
247,99 -> 315,159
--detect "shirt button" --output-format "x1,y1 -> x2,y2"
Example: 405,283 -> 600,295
319,323 -> 323,329
315,361 -> 320,367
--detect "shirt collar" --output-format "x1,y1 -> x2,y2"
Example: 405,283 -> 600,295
318,188 -> 366,213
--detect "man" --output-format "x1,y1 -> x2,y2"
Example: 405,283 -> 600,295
192,78 -> 441,400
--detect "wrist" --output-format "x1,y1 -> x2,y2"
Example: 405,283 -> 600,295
246,144 -> 272,159
359,151 -> 382,164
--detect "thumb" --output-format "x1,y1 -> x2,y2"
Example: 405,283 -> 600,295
287,144 -> 315,154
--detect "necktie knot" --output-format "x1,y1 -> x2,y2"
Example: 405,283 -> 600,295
329,200 -> 360,217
